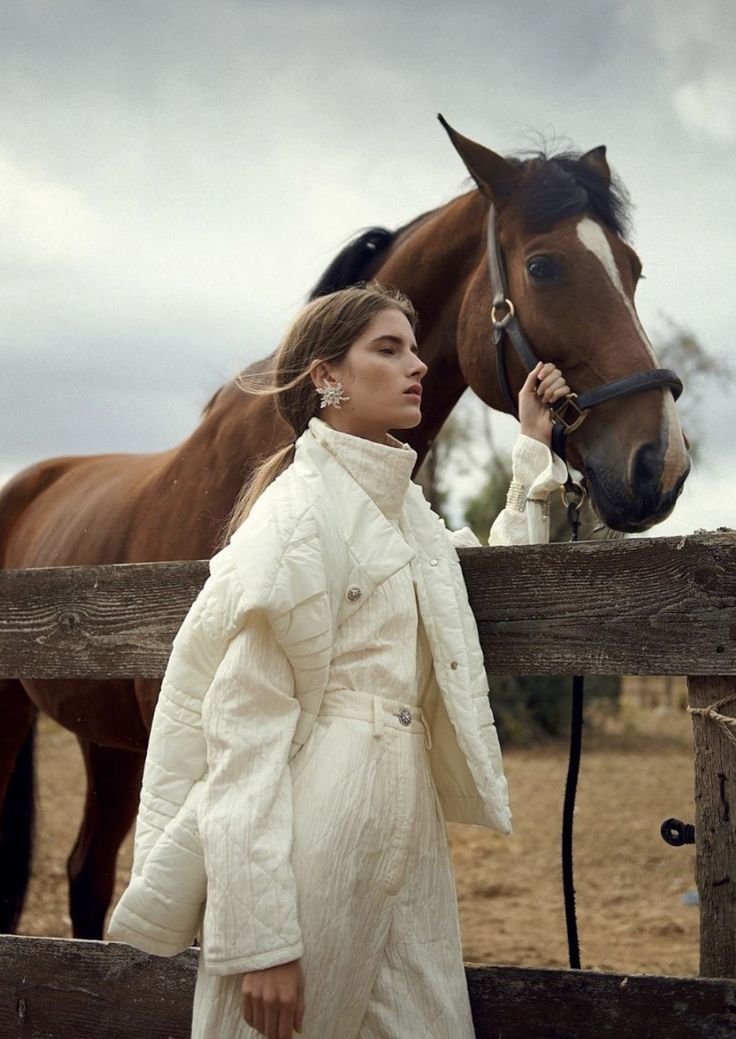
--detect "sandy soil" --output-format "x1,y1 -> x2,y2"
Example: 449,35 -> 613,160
19,705 -> 698,976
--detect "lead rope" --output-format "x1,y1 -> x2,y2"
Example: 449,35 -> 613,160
561,478 -> 585,970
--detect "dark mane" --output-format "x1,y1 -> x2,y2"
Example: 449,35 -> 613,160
509,150 -> 632,238
308,227 -> 396,299
307,207 -> 439,300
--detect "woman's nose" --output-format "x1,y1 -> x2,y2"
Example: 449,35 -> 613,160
411,354 -> 428,378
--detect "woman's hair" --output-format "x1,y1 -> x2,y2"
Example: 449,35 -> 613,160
220,281 -> 418,545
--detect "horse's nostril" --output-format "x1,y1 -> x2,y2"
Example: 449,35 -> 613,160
632,443 -> 663,496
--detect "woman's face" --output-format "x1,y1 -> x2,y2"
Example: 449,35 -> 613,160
313,307 -> 428,443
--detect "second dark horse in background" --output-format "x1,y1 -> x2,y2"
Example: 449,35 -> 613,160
0,118 -> 689,939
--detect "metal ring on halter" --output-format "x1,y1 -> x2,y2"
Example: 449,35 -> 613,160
550,392 -> 590,435
561,480 -> 586,511
491,298 -> 515,327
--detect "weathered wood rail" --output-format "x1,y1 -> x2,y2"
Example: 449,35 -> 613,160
1,529 -> 735,1036
3,531 -> 735,677
2,936 -> 736,1039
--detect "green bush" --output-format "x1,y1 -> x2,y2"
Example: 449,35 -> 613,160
488,674 -> 620,746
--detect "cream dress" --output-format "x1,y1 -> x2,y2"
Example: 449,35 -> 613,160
191,419 -> 476,1038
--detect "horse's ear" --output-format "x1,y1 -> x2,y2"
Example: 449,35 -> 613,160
579,145 -> 610,185
437,114 -> 520,202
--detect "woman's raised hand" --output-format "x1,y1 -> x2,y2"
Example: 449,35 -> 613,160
241,958 -> 305,1038
518,361 -> 571,448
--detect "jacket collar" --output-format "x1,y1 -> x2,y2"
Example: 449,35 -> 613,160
305,416 -> 416,522
293,425 -> 417,589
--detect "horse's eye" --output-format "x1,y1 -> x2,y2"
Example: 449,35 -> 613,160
526,256 -> 558,281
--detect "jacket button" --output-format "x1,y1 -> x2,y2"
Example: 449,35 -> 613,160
450,660 -> 459,670
430,558 -> 439,566
346,586 -> 362,602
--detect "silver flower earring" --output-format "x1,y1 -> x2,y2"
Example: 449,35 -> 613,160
316,380 -> 351,409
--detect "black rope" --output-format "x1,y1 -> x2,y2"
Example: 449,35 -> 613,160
562,492 -> 584,970
562,674 -> 584,969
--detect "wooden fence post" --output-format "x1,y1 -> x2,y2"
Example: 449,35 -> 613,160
688,676 -> 736,978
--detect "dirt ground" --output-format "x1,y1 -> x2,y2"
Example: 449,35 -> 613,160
19,704 -> 698,977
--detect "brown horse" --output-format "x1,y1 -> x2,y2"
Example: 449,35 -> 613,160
0,118 -> 690,939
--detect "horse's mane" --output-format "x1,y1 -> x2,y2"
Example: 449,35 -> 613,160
509,149 -> 632,239
307,227 -> 397,299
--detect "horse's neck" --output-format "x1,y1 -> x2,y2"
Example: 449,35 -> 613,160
176,190 -> 487,541
374,189 -> 487,463
166,380 -> 286,554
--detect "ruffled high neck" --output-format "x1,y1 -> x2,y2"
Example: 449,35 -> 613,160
303,416 -> 417,522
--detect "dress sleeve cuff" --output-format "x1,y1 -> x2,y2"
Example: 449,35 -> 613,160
511,433 -> 567,497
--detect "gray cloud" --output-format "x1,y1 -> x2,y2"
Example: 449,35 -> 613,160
1,0 -> 734,534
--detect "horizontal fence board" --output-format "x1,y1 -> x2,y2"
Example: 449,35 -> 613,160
1,937 -> 734,1039
1,531 -> 735,679
1,937 -> 196,1039
0,559 -> 208,680
464,529 -> 736,675
467,960 -> 736,1038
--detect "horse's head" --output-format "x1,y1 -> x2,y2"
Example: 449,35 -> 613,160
441,118 -> 690,533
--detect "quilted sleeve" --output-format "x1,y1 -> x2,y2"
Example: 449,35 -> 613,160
196,505 -> 333,976
129,545 -> 249,877
108,485 -> 331,964
106,544 -> 252,956
197,604 -> 304,976
440,435 -> 565,549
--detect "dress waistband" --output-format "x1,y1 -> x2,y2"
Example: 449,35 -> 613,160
318,688 -> 432,750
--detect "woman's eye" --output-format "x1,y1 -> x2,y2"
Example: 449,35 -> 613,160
379,347 -> 395,355
526,256 -> 558,282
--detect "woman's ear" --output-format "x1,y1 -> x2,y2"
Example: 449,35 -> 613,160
309,360 -> 338,390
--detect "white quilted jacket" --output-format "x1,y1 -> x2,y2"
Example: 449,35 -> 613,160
107,419 -> 565,973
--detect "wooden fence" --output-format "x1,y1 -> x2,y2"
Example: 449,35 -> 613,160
1,529 -> 735,1037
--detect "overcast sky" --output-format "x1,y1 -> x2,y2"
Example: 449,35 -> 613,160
1,0 -> 734,536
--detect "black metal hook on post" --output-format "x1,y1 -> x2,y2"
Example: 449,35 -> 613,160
661,818 -> 696,847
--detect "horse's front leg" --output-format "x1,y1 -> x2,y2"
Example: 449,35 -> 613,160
67,738 -> 144,939
0,679 -> 38,933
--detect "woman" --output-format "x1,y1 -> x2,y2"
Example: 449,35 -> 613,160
108,282 -> 569,1039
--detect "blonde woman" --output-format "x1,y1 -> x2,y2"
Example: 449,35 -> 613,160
108,282 -> 569,1038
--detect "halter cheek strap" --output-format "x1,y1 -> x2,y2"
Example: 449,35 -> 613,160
486,204 -> 683,464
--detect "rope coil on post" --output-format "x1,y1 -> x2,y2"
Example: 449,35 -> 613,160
687,695 -> 736,746
665,695 -> 736,853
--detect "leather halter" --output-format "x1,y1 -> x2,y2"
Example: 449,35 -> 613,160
486,204 -> 683,462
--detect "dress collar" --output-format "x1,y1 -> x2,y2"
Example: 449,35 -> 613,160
300,416 -> 417,521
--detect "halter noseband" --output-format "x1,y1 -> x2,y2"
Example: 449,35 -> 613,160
486,204 -> 683,462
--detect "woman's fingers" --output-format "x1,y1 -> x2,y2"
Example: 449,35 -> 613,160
549,383 -> 570,403
535,366 -> 570,403
295,971 -> 305,1033
521,361 -> 571,406
540,377 -> 569,403
242,964 -> 303,1039
242,994 -> 293,1039
278,1003 -> 296,1039
250,999 -> 265,1035
521,361 -> 544,395
262,997 -> 281,1039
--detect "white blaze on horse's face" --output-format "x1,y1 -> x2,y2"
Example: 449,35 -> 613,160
575,217 -> 658,365
575,216 -> 685,496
